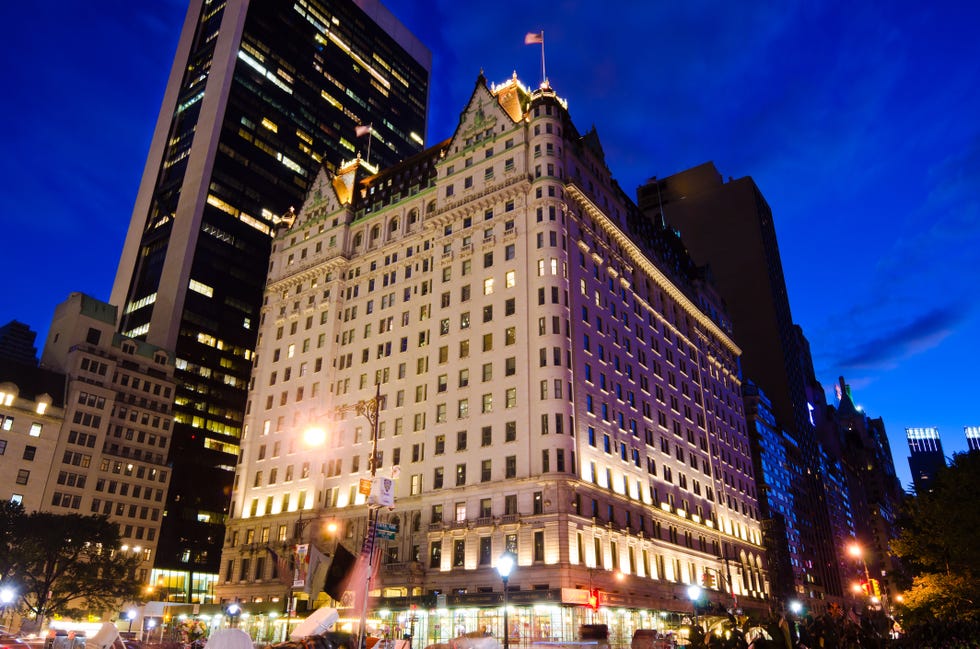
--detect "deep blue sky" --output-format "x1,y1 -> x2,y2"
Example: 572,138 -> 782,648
2,1 -> 978,489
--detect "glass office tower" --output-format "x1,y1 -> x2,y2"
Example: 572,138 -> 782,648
110,0 -> 429,597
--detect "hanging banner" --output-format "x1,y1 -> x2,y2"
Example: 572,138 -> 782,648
368,476 -> 395,507
293,543 -> 310,588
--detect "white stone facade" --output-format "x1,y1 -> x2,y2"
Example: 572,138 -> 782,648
217,77 -> 766,624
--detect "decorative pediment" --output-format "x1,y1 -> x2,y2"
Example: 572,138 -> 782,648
283,160 -> 360,231
450,74 -> 524,149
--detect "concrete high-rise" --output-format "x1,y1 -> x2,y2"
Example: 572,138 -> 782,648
109,0 -> 430,594
0,293 -> 176,584
215,76 -> 768,640
832,378 -> 903,608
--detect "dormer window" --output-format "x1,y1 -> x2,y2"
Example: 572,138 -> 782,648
35,393 -> 52,415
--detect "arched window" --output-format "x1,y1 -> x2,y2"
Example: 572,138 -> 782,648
426,200 -> 436,214
353,232 -> 363,249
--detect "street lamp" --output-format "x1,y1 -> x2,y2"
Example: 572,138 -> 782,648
227,604 -> 242,628
848,542 -> 874,607
497,552 -> 516,649
1,587 -> 16,631
687,584 -> 702,630
126,609 -> 138,633
335,385 -> 383,649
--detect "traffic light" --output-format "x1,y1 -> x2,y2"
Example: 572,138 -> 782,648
587,588 -> 601,611
869,578 -> 881,597
702,572 -> 717,589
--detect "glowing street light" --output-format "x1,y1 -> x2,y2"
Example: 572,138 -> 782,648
2,588 -> 18,631
126,609 -> 138,633
497,552 -> 516,649
302,425 -> 328,448
687,584 -> 702,629
848,542 -> 874,605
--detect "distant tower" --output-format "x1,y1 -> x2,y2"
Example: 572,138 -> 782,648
638,163 -> 841,602
0,320 -> 38,365
108,0 -> 430,584
906,427 -> 946,493
966,426 -> 980,452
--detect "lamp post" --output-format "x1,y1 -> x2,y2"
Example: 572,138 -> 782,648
788,600 -> 803,646
1,587 -> 16,631
497,552 -> 516,649
687,584 -> 702,631
718,553 -> 738,611
126,609 -> 137,633
336,384 -> 383,649
848,542 -> 874,608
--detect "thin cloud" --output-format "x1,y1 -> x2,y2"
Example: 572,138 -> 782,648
835,305 -> 965,371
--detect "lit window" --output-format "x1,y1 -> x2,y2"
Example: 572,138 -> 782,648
29,423 -> 42,437
483,278 -> 494,295
188,279 -> 214,298
505,270 -> 516,288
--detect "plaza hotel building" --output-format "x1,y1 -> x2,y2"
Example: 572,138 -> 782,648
217,74 -> 768,642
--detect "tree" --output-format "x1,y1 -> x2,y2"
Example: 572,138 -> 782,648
892,451 -> 980,624
6,509 -> 144,627
0,500 -> 27,581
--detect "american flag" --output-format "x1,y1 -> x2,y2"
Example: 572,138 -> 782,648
524,31 -> 544,45
267,546 -> 292,585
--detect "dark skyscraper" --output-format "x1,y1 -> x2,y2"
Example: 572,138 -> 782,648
110,0 -> 429,595
638,163 -> 841,606
966,426 -> 980,452
906,426 -> 946,494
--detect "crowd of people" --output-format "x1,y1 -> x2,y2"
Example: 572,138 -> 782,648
686,605 -> 979,649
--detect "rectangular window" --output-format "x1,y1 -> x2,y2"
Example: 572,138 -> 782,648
430,541 -> 442,569
453,539 -> 466,567
479,537 -> 492,565
505,456 -> 517,479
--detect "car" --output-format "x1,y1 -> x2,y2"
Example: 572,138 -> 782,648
0,633 -> 31,649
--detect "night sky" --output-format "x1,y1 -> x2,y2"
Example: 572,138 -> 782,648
2,1 -> 978,489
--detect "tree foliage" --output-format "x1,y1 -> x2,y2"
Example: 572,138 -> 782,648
3,507 -> 144,625
892,451 -> 980,624
0,499 -> 26,581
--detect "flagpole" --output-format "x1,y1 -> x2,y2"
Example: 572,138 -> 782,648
351,383 -> 381,649
540,31 -> 546,85
366,123 -> 373,167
